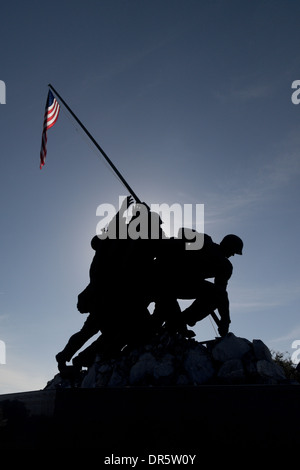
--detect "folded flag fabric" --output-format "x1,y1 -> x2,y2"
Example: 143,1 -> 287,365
40,90 -> 60,169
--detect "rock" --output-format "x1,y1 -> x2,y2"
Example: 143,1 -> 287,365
252,339 -> 273,362
256,360 -> 286,383
46,330 -> 291,389
217,359 -> 245,383
243,357 -> 257,379
81,363 -> 97,388
108,367 -> 127,387
45,373 -> 66,390
184,347 -> 215,385
212,333 -> 252,362
153,354 -> 175,383
45,370 -> 85,389
129,352 -> 157,385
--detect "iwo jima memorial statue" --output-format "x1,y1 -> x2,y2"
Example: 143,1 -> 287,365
42,85 -> 287,389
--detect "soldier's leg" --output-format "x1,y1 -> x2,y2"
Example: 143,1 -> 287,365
151,297 -> 183,331
56,313 -> 101,368
72,335 -> 110,368
181,281 -> 219,326
183,299 -> 213,326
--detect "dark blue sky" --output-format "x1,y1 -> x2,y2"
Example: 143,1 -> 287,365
1,0 -> 300,392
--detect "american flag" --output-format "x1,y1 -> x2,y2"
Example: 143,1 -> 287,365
40,90 -> 60,169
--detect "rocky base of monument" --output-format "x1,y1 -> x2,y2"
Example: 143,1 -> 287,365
46,332 -> 296,389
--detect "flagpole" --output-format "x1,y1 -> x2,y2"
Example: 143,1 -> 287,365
48,84 -> 141,204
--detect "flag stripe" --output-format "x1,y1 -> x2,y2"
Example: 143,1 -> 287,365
45,100 -> 60,128
40,90 -> 60,169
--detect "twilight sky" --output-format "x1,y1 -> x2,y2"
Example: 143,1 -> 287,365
1,0 -> 300,393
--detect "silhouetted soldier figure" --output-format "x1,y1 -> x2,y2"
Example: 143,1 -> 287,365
122,204 -> 194,337
64,203 -> 169,369
183,233 -> 243,336
153,232 -> 243,337
55,196 -> 135,371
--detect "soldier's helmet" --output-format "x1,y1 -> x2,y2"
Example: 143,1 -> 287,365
220,234 -> 243,255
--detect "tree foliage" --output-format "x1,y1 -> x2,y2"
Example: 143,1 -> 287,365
271,350 -> 300,383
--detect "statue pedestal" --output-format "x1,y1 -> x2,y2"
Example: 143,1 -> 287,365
0,385 -> 299,455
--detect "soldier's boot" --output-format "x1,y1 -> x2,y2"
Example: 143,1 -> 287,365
55,351 -> 70,373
